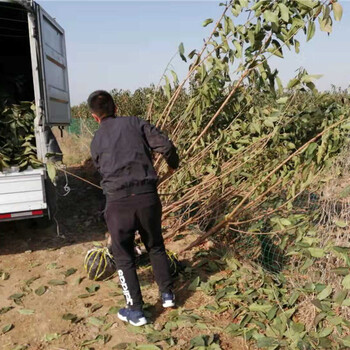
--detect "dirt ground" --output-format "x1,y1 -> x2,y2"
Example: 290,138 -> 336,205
0,164 -> 247,350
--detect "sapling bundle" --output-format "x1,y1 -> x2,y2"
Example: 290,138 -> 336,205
84,247 -> 117,281
147,0 -> 348,260
0,101 -> 40,171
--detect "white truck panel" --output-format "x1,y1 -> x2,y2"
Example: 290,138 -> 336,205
0,168 -> 47,214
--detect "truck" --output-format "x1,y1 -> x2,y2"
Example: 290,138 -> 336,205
0,0 -> 71,222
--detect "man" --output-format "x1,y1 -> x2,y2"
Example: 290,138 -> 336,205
88,90 -> 179,327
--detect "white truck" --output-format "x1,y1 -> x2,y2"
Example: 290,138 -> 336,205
0,0 -> 71,221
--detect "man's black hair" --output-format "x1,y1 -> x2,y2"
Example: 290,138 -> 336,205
87,90 -> 115,118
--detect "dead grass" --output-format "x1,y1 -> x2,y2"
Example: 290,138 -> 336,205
291,148 -> 350,325
53,128 -> 92,166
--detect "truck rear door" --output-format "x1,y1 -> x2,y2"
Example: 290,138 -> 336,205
36,4 -> 71,126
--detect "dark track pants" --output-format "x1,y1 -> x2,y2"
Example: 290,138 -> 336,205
104,192 -> 173,311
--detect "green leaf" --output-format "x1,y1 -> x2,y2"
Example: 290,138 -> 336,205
190,335 -> 206,347
202,18 -> 214,27
78,293 -> 93,298
297,0 -> 318,9
288,291 -> 300,306
0,306 -> 14,314
249,303 -> 272,313
62,313 -> 78,322
319,17 -> 332,33
2,323 -> 13,334
46,262 -> 58,270
331,267 -> 349,276
333,2 -> 343,21
334,290 -> 347,305
86,284 -> 100,293
135,345 -> 161,350
108,306 -> 119,315
25,275 -> 40,286
278,3 -> 289,22
342,275 -> 350,289
81,338 -> 100,346
317,285 -> 332,300
276,97 -> 288,104
342,335 -> 350,347
48,279 -> 67,286
335,220 -> 347,228
170,70 -> 179,85
267,306 -> 278,321
188,276 -> 200,291
318,327 -> 333,338
88,316 -> 105,327
179,42 -> 186,62
75,276 -> 85,285
35,285 -> 47,296
308,248 -> 325,258
46,162 -> 56,183
63,268 -> 77,277
233,40 -> 242,58
102,322 -> 114,332
9,293 -> 24,300
307,21 -> 316,41
11,346 -> 28,350
280,218 -> 292,226
301,74 -> 322,83
263,10 -> 278,24
18,309 -> 35,315
91,303 -> 103,313
339,186 -> 350,198
43,333 -> 60,342
257,337 -> 280,348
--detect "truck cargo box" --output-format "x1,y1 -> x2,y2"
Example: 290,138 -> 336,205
0,167 -> 47,221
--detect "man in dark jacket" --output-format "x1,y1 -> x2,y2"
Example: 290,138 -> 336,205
88,90 -> 179,326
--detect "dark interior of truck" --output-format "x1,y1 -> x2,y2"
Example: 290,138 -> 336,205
0,2 -> 35,103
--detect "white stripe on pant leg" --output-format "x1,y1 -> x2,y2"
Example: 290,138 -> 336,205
118,269 -> 133,306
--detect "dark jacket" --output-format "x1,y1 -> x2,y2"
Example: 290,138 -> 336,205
90,115 -> 179,201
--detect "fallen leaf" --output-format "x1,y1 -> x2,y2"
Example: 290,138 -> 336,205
62,313 -> 80,323
35,286 -> 48,296
63,268 -> 77,278
91,303 -> 103,313
188,276 -> 200,291
2,323 -> 13,334
78,293 -> 93,298
25,276 -> 40,286
43,333 -> 60,342
9,293 -> 24,300
0,306 -> 14,314
107,306 -> 119,315
88,316 -> 105,327
48,280 -> 67,286
18,309 -> 35,315
75,276 -> 85,285
86,284 -> 100,293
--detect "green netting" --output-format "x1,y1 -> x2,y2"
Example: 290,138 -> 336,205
67,118 -> 99,135
226,192 -> 321,275
67,118 -> 81,135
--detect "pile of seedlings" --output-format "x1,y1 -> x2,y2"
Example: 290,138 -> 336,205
0,71 -> 40,173
0,101 -> 40,172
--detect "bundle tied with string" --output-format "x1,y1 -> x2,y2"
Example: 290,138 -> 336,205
84,247 -> 117,281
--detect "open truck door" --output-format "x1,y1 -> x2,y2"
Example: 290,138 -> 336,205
36,4 -> 71,126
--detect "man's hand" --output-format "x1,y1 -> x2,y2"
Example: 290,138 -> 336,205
168,167 -> 176,175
